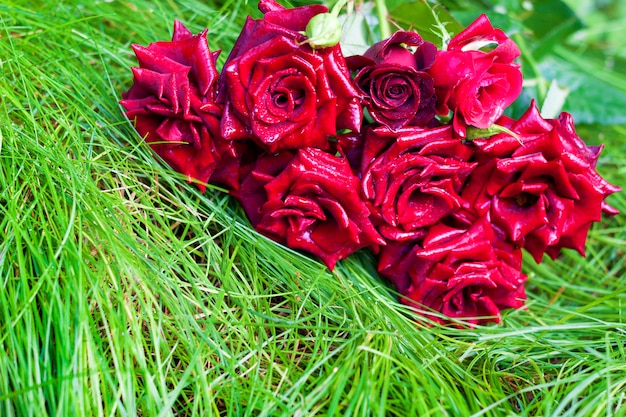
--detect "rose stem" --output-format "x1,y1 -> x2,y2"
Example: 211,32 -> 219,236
513,32 -> 547,103
375,0 -> 392,39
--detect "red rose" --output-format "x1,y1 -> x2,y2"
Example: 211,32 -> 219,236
349,31 -> 437,130
378,217 -> 527,325
121,21 -> 237,191
429,14 -> 522,136
237,148 -> 384,270
232,150 -> 296,228
360,125 -> 475,241
333,131 -> 366,173
463,102 -> 621,262
218,0 -> 362,152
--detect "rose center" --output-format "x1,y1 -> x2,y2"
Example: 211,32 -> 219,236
271,89 -> 305,109
451,289 -> 467,311
292,89 -> 305,106
377,75 -> 414,107
273,93 -> 289,108
513,192 -> 539,208
388,85 -> 406,98
451,286 -> 483,312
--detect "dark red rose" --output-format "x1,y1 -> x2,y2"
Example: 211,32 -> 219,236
429,14 -> 522,137
334,130 -> 366,173
349,31 -> 437,130
237,148 -> 384,270
218,0 -> 362,152
376,239 -> 418,294
120,21 -> 238,191
232,150 -> 296,228
463,102 -> 621,262
378,217 -> 527,325
360,125 -> 476,241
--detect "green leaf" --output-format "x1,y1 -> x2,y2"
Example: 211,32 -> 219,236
538,55 -> 626,125
387,0 -> 464,47
435,0 -> 488,10
450,10 -> 524,36
522,0 -> 582,40
521,0 -> 583,59
338,2 -> 378,56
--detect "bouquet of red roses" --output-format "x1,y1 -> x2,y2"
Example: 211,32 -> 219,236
120,0 -> 620,325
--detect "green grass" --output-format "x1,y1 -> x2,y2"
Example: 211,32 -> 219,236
1,0 -> 625,416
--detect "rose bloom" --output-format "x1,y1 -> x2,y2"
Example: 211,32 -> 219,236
429,14 -> 523,136
235,148 -> 384,270
121,21 -> 239,191
232,149 -> 296,228
218,0 -> 362,152
349,31 -> 437,130
360,125 -> 475,241
329,130 -> 367,174
463,101 -> 621,262
378,217 -> 527,325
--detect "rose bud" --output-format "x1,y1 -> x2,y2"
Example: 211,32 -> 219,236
218,0 -> 362,152
379,217 -> 527,325
360,125 -> 476,241
348,31 -> 438,130
463,101 -> 621,262
238,147 -> 384,270
303,12 -> 343,48
120,21 -> 239,191
301,0 -> 346,49
429,14 -> 523,137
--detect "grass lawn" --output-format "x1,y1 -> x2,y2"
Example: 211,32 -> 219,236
1,0 -> 625,415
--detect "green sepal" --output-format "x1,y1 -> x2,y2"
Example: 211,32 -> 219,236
465,124 -> 522,143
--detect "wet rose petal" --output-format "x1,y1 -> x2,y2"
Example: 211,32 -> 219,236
429,14 -> 523,137
218,0 -> 361,152
360,125 -> 475,241
236,148 -> 384,269
379,217 -> 527,325
120,21 -> 239,191
349,31 -> 437,130
120,2 -> 621,327
463,101 -> 621,262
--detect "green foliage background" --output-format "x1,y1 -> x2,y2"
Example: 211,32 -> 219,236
0,0 -> 624,415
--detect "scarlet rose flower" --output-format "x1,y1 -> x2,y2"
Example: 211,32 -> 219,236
463,102 -> 621,262
360,125 -> 475,241
429,14 -> 522,136
349,31 -> 437,130
334,131 -> 366,173
378,217 -> 527,325
238,148 -> 384,270
121,21 -> 237,191
232,150 -> 296,227
218,0 -> 362,152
